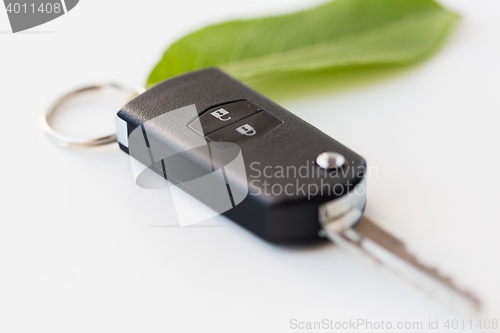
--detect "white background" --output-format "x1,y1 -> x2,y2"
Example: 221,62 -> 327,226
1,0 -> 500,332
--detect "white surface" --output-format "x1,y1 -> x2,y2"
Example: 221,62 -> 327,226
1,0 -> 500,332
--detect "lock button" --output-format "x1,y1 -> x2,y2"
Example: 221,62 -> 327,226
206,111 -> 283,144
189,100 -> 262,136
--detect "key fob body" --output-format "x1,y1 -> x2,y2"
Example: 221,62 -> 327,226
116,68 -> 365,243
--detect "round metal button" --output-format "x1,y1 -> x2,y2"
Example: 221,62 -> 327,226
316,152 -> 345,169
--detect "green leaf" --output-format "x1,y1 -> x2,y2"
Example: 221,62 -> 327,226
147,0 -> 458,87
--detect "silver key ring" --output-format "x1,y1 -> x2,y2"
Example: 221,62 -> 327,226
40,82 -> 145,149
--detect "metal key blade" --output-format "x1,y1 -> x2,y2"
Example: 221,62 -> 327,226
320,210 -> 481,314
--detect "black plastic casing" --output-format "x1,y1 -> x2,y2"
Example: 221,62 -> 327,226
117,68 -> 366,244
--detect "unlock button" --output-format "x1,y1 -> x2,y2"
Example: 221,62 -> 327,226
207,111 -> 283,144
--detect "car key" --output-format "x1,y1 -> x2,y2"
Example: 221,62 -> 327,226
113,68 -> 479,312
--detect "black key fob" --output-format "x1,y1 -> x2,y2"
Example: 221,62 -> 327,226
116,68 -> 365,243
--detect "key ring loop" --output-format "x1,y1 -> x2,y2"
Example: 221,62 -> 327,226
40,82 -> 145,149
